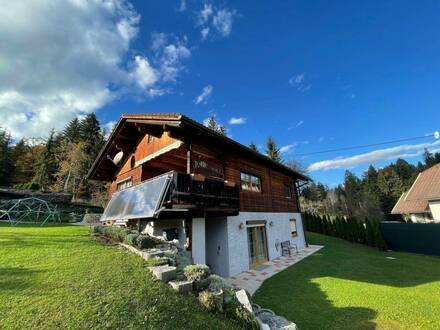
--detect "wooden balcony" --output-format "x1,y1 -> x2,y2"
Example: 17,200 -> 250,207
161,172 -> 239,217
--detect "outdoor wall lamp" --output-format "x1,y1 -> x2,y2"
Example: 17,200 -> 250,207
239,222 -> 245,230
269,221 -> 274,227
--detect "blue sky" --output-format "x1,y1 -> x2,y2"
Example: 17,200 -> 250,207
1,0 -> 439,185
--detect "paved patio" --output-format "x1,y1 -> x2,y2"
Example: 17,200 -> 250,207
227,244 -> 324,295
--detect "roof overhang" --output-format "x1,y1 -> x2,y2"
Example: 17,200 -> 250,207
88,113 -> 311,182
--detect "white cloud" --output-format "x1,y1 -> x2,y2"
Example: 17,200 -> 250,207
289,74 -> 304,86
288,73 -> 311,92
197,4 -> 236,40
280,143 -> 298,154
308,140 -> 440,172
194,85 -> 213,105
229,117 -> 246,125
201,27 -> 210,40
178,0 -> 186,12
151,33 -> 191,83
103,121 -> 117,139
0,1 -> 191,139
199,4 -> 214,24
131,56 -> 158,89
296,120 -> 304,127
213,9 -> 235,37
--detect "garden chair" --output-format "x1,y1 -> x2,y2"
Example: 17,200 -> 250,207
281,241 -> 298,256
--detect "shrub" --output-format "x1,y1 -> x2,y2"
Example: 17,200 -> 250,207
93,225 -> 104,234
208,274 -> 233,295
124,233 -> 139,246
198,290 -> 216,311
93,225 -> 129,242
136,235 -> 156,250
184,264 -> 210,281
224,298 -> 258,329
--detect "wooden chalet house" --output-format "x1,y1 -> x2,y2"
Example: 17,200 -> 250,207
88,114 -> 309,277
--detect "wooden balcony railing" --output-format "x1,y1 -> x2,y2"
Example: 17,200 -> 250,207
163,172 -> 239,215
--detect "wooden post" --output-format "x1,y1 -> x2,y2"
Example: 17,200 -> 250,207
187,143 -> 192,174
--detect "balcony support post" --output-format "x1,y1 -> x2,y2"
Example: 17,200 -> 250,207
186,143 -> 192,174
191,217 -> 206,264
178,219 -> 186,250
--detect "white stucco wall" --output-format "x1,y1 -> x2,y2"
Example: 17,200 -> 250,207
192,217 -> 206,264
205,217 -> 229,277
142,219 -> 183,239
429,201 -> 440,221
226,212 -> 306,276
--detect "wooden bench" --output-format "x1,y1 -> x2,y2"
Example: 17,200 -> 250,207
281,241 -> 298,256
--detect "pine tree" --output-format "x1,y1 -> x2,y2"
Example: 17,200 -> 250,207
266,136 -> 281,162
423,148 -> 436,169
34,130 -> 58,190
0,127 -> 13,186
365,218 -> 375,246
10,139 -> 29,185
249,142 -> 258,152
80,113 -> 105,159
372,219 -> 387,251
344,170 -> 362,217
205,116 -> 227,136
63,118 -> 82,143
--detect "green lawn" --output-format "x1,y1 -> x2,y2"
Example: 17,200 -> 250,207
0,224 -> 240,330
254,232 -> 440,330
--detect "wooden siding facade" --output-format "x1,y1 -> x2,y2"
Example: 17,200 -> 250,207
110,133 -> 299,213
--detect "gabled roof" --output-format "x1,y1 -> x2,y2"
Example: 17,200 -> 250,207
88,113 -> 310,182
391,163 -> 440,214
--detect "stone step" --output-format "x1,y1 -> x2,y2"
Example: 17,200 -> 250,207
169,280 -> 193,294
148,265 -> 176,282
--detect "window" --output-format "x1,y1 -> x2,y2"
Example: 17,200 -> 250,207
147,134 -> 154,144
284,184 -> 293,198
240,172 -> 262,192
289,219 -> 297,237
117,177 -> 132,191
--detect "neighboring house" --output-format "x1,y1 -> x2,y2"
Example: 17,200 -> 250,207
88,114 -> 309,277
391,163 -> 440,223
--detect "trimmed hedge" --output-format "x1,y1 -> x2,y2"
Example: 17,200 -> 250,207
303,213 -> 387,251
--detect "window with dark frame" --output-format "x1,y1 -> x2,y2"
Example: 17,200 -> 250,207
240,172 -> 262,192
289,219 -> 297,237
284,184 -> 293,198
117,177 -> 132,191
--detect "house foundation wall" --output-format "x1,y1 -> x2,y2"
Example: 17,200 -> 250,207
140,212 -> 306,278
226,212 -> 306,277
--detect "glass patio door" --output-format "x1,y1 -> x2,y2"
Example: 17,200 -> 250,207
247,225 -> 268,267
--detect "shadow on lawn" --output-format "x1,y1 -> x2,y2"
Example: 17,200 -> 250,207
254,234 -> 440,330
0,267 -> 43,292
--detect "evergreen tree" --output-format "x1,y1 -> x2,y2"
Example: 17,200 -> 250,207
392,158 -> 418,190
63,118 -> 82,143
10,139 -> 29,185
34,130 -> 58,190
365,218 -> 375,246
423,148 -> 436,169
249,142 -> 258,152
266,136 -> 281,162
344,170 -> 362,217
80,113 -> 105,159
0,127 -> 13,186
377,168 -> 404,217
205,116 -> 227,136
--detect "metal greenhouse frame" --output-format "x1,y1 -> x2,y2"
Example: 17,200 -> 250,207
0,197 -> 61,226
